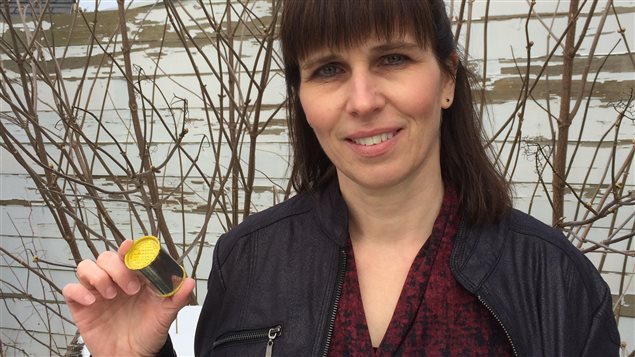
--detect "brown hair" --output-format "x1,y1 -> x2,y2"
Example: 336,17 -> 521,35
280,0 -> 511,225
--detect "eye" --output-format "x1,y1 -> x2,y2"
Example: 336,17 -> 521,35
313,63 -> 342,79
381,54 -> 408,66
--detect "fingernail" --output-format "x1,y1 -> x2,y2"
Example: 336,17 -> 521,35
105,287 -> 117,299
84,294 -> 96,305
127,280 -> 140,294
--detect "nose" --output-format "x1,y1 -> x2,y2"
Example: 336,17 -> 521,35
345,70 -> 385,117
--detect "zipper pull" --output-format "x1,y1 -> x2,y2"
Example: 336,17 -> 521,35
264,325 -> 281,357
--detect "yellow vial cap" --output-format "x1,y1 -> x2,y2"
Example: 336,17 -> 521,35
125,236 -> 161,270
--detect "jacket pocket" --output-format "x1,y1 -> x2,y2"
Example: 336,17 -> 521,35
210,324 -> 282,357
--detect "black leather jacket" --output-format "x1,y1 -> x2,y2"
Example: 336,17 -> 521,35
191,181 -> 620,356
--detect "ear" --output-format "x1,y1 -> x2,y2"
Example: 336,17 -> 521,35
446,51 -> 459,76
441,52 -> 459,109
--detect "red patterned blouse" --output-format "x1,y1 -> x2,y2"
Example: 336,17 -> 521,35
327,188 -> 513,356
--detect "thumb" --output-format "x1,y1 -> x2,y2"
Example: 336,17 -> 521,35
164,277 -> 195,312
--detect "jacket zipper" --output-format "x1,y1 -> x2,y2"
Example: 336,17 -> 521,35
451,225 -> 518,356
212,325 -> 282,356
477,296 -> 518,357
321,248 -> 347,356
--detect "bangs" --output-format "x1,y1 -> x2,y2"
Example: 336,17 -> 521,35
281,0 -> 438,63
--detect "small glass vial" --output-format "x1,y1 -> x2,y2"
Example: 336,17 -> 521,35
124,236 -> 186,297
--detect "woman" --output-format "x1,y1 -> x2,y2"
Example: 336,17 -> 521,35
63,0 -> 620,356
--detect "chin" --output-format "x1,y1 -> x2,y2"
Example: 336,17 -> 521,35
348,175 -> 406,191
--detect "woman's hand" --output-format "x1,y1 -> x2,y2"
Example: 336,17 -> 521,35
62,240 -> 195,357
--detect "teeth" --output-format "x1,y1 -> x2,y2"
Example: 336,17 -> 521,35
352,132 -> 394,146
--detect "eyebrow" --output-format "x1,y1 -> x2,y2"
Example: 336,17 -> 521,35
300,41 -> 421,71
371,41 -> 420,54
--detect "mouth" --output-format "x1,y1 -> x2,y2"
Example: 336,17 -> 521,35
350,131 -> 398,146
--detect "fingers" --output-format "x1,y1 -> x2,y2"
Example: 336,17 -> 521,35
62,283 -> 97,306
96,250 -> 141,296
72,249 -> 141,302
67,240 -> 188,311
76,258 -> 119,299
118,239 -> 134,260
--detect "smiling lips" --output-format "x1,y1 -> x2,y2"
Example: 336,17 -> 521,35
350,131 -> 396,146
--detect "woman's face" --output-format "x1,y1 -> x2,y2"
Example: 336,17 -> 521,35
298,35 -> 455,191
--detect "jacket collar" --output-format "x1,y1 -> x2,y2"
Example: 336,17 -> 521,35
312,178 -> 349,247
450,216 -> 509,293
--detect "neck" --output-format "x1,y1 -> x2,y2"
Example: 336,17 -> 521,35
339,170 -> 445,248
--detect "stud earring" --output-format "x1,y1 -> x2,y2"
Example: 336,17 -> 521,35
445,98 -> 450,103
